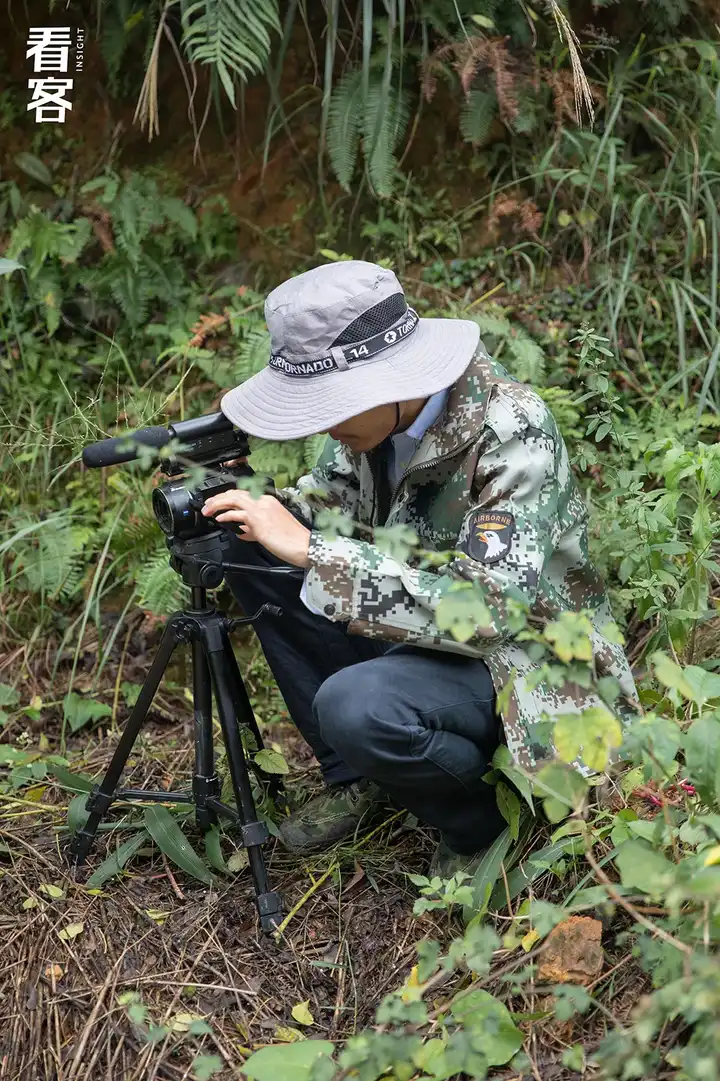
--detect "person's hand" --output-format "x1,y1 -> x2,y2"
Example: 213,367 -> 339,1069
201,489 -> 311,568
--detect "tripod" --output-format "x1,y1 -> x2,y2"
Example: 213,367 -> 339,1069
68,529 -> 295,932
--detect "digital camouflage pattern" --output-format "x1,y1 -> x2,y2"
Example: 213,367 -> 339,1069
277,344 -> 639,773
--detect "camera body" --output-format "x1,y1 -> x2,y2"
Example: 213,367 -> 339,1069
152,465 -> 254,541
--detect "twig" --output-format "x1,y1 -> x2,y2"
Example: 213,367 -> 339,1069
161,853 -> 185,901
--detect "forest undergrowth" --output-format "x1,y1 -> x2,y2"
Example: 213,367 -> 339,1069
1,14 -> 720,1081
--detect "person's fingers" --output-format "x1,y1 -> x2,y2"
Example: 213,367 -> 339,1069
201,490 -> 251,515
214,509 -> 248,523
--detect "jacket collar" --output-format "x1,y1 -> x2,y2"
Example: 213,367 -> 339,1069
402,348 -> 499,471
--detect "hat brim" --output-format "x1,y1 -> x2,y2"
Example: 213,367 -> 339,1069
220,317 -> 480,440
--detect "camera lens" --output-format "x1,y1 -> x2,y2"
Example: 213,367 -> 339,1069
152,488 -> 175,535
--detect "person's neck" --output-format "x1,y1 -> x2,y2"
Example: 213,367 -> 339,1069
394,397 -> 428,434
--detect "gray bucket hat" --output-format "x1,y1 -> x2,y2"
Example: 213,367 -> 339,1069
220,260 -> 480,440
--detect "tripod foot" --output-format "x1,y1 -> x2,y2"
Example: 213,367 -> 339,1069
257,890 -> 283,933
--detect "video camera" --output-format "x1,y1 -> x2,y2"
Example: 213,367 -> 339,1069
82,411 -> 259,541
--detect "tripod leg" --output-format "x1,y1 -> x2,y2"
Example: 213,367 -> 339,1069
192,638 -> 220,830
221,638 -> 284,805
67,618 -> 182,866
206,647 -> 282,932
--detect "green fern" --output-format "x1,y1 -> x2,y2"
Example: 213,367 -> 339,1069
181,0 -> 281,107
472,308 -> 546,384
135,546 -> 185,616
9,517 -> 92,600
327,66 -> 410,196
303,434 -> 329,471
460,89 -> 497,146
327,69 -> 364,192
363,76 -> 411,197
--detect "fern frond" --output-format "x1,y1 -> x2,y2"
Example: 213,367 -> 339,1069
181,0 -> 281,107
303,434 -> 329,471
363,76 -> 410,197
247,438 -> 306,484
508,335 -> 546,385
459,89 -> 497,145
135,546 -> 185,616
327,68 -> 363,192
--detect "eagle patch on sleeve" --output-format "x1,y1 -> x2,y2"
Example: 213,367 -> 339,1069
466,510 -> 515,564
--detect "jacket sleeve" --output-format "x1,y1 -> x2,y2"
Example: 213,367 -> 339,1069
274,437 -> 360,527
302,425 -> 562,652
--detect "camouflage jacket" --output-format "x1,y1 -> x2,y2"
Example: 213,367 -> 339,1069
278,345 -> 639,772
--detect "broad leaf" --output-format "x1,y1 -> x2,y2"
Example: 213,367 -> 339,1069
684,715 -> 720,802
143,806 -> 216,886
450,989 -> 524,1064
86,832 -> 149,888
614,839 -> 675,895
47,763 -> 95,793
255,749 -> 289,775
241,1040 -> 336,1080
63,693 -> 112,733
464,827 -> 513,923
554,706 -> 623,772
204,827 -> 230,873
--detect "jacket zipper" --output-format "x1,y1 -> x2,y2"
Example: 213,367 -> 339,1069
385,433 -> 480,520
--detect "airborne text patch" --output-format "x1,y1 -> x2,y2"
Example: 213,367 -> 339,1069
466,510 -> 515,564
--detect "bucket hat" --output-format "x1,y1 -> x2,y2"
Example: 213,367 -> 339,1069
220,260 -> 480,440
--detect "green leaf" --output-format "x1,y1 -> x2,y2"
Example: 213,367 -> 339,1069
496,783 -> 521,841
63,693 -> 112,733
255,749 -> 289,775
0,257 -> 25,276
192,1055 -> 224,1080
204,827 -> 230,874
682,667 -> 720,705
67,793 -> 90,834
450,989 -> 523,1064
47,763 -> 95,793
58,921 -> 84,941
14,152 -> 53,186
492,746 -> 534,811
684,716 -> 720,802
489,837 -> 582,909
534,762 -> 588,823
554,707 -> 623,772
86,832 -> 149,888
143,806 -> 216,886
0,683 -> 20,707
39,883 -> 65,899
544,612 -> 593,663
464,827 -> 513,922
240,1040 -> 336,1080
614,839 -> 675,895
651,652 -> 695,700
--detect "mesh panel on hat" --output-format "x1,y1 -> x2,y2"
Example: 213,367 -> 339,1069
330,293 -> 406,347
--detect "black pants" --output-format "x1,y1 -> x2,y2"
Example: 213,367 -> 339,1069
224,539 -> 506,853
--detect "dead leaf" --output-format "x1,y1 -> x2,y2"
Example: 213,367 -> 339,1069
58,922 -> 84,942
291,1000 -> 314,1026
346,860 -> 365,892
538,916 -> 603,985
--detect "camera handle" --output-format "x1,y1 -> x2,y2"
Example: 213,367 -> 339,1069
67,577 -> 287,934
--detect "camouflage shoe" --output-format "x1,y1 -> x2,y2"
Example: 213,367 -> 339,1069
428,840 -> 486,882
277,778 -> 388,854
